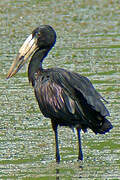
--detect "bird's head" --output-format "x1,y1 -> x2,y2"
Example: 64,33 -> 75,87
7,25 -> 56,79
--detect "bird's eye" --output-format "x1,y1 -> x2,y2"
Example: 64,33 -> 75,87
37,32 -> 41,37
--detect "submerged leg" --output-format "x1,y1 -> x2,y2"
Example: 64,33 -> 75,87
77,128 -> 83,161
51,121 -> 60,163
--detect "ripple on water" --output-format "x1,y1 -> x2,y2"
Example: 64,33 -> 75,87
0,0 -> 120,179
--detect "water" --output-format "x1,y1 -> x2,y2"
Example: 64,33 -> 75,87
0,0 -> 120,179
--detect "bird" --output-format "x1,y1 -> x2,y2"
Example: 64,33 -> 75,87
7,25 -> 113,163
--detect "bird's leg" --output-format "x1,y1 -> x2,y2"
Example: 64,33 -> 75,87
77,128 -> 83,161
51,121 -> 60,163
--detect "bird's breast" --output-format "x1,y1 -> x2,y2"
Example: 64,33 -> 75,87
34,76 -> 65,115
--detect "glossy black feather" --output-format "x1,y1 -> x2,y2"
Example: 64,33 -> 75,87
33,68 -> 112,134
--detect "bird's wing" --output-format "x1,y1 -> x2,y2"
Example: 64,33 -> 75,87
51,68 -> 110,117
34,77 -> 79,122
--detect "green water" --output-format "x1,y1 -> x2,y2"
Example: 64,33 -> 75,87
0,0 -> 120,179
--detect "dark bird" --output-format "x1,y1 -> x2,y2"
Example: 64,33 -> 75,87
7,25 -> 113,163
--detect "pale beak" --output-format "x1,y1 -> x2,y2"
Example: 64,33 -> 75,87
7,34 -> 38,79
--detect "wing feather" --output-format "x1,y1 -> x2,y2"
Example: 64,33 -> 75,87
34,78 -> 77,119
51,68 -> 110,117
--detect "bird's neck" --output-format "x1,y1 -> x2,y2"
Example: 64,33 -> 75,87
28,48 -> 49,85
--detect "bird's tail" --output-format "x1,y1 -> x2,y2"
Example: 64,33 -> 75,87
94,118 -> 113,134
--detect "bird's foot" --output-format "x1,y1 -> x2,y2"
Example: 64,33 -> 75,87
78,154 -> 83,161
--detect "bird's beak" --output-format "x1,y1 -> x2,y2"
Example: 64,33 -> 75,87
7,34 -> 38,79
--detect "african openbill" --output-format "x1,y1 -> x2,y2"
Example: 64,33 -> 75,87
7,25 -> 113,163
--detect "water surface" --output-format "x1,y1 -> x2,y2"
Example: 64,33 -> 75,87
0,0 -> 120,179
